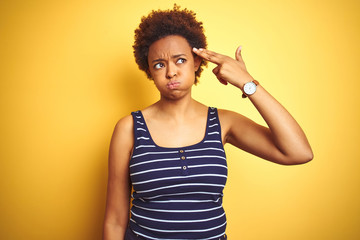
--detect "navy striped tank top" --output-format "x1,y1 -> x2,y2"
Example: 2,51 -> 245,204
129,107 -> 228,240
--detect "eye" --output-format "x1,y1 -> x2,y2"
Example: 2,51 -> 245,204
154,62 -> 164,69
176,58 -> 187,64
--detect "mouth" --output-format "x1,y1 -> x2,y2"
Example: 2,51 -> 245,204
166,81 -> 180,89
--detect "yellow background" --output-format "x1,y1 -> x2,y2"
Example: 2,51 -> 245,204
1,0 -> 359,239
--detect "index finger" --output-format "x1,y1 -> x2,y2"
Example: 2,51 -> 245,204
192,48 -> 223,65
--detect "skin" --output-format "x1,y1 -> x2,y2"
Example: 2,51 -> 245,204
103,35 -> 313,239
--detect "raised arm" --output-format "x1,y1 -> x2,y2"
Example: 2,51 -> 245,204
193,47 -> 313,165
103,115 -> 134,239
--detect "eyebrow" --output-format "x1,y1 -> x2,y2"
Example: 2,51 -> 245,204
152,54 -> 187,63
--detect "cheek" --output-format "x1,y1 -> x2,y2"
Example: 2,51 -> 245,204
148,68 -> 160,78
151,70 -> 165,80
184,64 -> 196,76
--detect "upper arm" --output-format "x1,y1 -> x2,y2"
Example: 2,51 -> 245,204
103,115 -> 134,235
218,109 -> 288,165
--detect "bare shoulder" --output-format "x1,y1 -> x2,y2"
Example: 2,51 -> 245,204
217,108 -> 249,126
111,115 -> 134,153
217,108 -> 257,144
114,115 -> 133,135
217,108 -> 237,119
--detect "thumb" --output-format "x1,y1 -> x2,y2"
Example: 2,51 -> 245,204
235,45 -> 242,61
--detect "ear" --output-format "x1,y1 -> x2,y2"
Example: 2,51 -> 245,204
193,55 -> 202,71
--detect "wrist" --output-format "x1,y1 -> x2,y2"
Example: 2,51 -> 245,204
237,76 -> 255,89
241,79 -> 259,98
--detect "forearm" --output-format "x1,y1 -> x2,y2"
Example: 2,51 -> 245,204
248,84 -> 313,162
103,221 -> 127,240
192,47 -> 313,163
103,188 -> 131,240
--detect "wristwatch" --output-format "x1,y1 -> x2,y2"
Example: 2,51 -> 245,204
242,80 -> 259,98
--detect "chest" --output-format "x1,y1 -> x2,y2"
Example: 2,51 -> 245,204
130,109 -> 228,197
146,118 -> 206,148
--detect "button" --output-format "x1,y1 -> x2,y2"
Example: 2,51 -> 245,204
181,156 -> 186,160
182,166 -> 187,170
179,150 -> 184,153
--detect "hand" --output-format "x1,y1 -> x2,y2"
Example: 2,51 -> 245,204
193,46 -> 254,88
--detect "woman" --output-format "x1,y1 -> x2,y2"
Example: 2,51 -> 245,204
103,5 -> 313,240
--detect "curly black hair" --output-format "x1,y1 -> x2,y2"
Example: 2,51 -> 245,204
133,4 -> 208,84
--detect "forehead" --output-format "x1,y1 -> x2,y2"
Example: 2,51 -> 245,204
148,35 -> 192,59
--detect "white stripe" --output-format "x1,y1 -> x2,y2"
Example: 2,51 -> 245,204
135,145 -> 156,149
132,151 -> 178,158
135,116 -> 141,119
132,174 -> 227,185
132,229 -> 226,240
204,140 -> 221,143
130,166 -> 180,176
136,183 -> 225,194
210,111 -> 215,114
137,121 -> 144,125
130,218 -> 226,233
209,124 -> 218,127
187,155 -> 226,160
150,197 -> 221,203
188,164 -> 228,169
185,147 -> 224,153
131,210 -> 225,223
142,191 -> 223,200
133,204 -> 223,213
208,131 -> 219,135
210,117 -> 217,121
137,128 -> 147,132
137,136 -> 150,140
130,157 -> 179,168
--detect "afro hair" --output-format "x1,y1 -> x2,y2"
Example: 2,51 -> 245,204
133,4 -> 208,84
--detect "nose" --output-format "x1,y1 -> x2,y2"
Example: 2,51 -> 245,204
166,62 -> 177,79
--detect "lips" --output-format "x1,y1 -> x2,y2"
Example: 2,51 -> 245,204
166,81 -> 180,89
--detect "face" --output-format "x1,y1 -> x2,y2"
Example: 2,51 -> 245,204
147,35 -> 201,100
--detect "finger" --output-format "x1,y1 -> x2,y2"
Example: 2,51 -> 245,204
212,66 -> 220,75
235,45 -> 243,62
193,48 -> 218,62
217,76 -> 228,85
193,48 -> 223,65
212,66 -> 227,85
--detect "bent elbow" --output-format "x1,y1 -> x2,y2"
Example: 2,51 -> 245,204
307,151 -> 314,162
298,154 -> 313,165
288,151 -> 314,165
303,148 -> 314,163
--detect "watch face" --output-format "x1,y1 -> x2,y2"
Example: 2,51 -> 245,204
244,82 -> 257,95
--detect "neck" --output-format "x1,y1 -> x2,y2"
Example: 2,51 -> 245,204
155,94 -> 197,120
